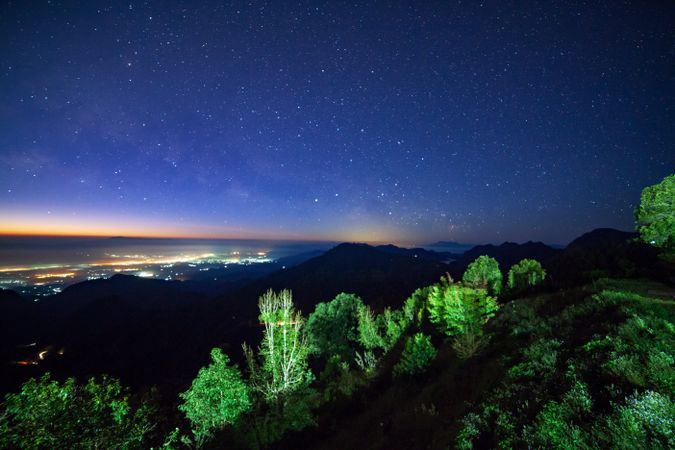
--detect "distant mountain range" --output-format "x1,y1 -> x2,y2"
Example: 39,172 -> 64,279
0,227 -> 661,397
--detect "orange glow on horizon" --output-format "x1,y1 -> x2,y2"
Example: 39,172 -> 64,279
0,213 -> 417,246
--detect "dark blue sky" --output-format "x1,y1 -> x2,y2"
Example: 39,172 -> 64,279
1,1 -> 673,244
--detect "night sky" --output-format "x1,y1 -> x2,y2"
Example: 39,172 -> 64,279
1,1 -> 673,245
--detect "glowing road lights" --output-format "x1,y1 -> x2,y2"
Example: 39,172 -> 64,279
34,272 -> 76,279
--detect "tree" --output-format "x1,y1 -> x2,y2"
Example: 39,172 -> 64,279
507,259 -> 546,292
463,255 -> 503,295
394,333 -> 437,377
635,174 -> 674,252
403,286 -> 431,326
242,290 -> 316,449
178,348 -> 251,448
244,289 -> 313,401
305,293 -> 364,362
427,281 -> 499,358
0,373 -> 154,449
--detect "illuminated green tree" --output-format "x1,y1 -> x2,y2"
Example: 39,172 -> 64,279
0,373 -> 154,450
305,293 -> 364,362
463,255 -> 503,295
242,289 -> 316,449
427,281 -> 498,358
394,333 -> 437,377
635,174 -> 674,252
507,259 -> 546,292
178,348 -> 251,448
243,289 -> 313,402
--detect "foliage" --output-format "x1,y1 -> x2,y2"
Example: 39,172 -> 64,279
356,304 -> 386,352
427,280 -> 498,358
507,338 -> 561,380
507,258 -> 546,292
305,293 -> 364,362
352,303 -> 408,372
585,313 -> 675,392
602,390 -> 674,449
522,382 -> 593,449
427,281 -> 498,337
377,307 -> 407,351
178,348 -> 251,447
403,286 -> 430,326
635,173 -> 674,251
0,373 -> 154,450
242,289 -> 316,448
462,255 -> 503,295
241,388 -> 318,449
318,355 -> 365,401
393,333 -> 437,377
244,289 -> 313,402
455,282 -> 675,449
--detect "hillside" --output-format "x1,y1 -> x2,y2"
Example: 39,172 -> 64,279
277,278 -> 675,449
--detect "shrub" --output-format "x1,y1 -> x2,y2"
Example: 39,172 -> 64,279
603,390 -> 674,449
0,373 -> 154,450
393,333 -> 437,376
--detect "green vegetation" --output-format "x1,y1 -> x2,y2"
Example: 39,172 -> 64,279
507,258 -> 546,292
427,276 -> 499,358
2,176 -> 672,449
0,373 -> 154,449
244,289 -> 313,401
455,280 -> 675,449
462,255 -> 503,295
305,293 -> 364,362
635,173 -> 674,252
393,332 -> 437,377
178,348 -> 250,448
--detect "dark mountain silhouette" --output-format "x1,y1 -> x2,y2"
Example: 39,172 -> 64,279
224,243 -> 451,318
0,243 -> 450,395
566,228 -> 636,249
446,241 -> 561,278
374,244 -> 458,262
424,240 -> 475,254
547,228 -> 661,287
0,289 -> 34,343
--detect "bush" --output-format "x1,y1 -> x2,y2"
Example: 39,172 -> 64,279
393,333 -> 437,377
463,255 -> 503,295
305,293 -> 364,362
603,390 -> 674,449
507,258 -> 546,292
0,373 -> 155,450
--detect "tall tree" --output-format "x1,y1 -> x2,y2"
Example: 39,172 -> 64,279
244,289 -> 313,401
242,289 -> 315,449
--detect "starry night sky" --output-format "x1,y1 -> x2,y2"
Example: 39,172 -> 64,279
1,1 -> 673,244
